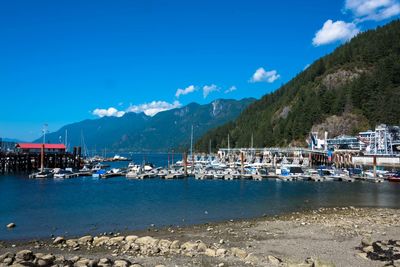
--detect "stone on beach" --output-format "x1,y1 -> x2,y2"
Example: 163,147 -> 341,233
134,236 -> 159,247
66,239 -> 79,248
0,252 -> 14,261
267,255 -> 281,265
170,240 -> 181,249
15,250 -> 34,261
231,247 -> 247,259
113,259 -> 131,267
6,223 -> 16,228
216,248 -> 227,257
361,237 -> 372,247
108,236 -> 125,245
53,236 -> 65,245
204,248 -> 216,257
93,236 -> 110,246
125,235 -> 138,243
78,235 -> 93,244
181,241 -> 199,252
158,239 -> 172,251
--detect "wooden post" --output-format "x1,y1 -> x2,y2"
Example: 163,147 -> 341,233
40,144 -> 45,172
183,152 -> 187,176
240,151 -> 244,175
373,155 -> 377,177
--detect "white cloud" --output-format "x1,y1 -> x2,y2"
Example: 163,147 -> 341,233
303,64 -> 311,71
345,0 -> 400,21
126,100 -> 181,116
224,86 -> 237,94
250,67 -> 280,83
312,20 -> 360,46
92,107 -> 125,118
175,85 -> 196,98
202,84 -> 220,98
93,100 -> 182,118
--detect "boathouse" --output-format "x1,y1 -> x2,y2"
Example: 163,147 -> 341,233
15,143 -> 66,154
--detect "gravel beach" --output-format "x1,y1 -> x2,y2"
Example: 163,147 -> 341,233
1,207 -> 399,267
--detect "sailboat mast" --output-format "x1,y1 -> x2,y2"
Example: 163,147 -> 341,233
65,129 -> 68,152
190,125 -> 193,158
228,133 -> 230,153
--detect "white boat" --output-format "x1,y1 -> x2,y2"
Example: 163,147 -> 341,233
53,169 -> 75,179
29,169 -> 53,179
113,155 -> 128,161
91,163 -> 106,172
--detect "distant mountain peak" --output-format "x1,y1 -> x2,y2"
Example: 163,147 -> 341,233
37,98 -> 255,152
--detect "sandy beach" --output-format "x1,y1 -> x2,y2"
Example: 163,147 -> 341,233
1,207 -> 400,267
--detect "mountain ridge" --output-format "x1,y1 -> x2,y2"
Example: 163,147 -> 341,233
37,98 -> 255,152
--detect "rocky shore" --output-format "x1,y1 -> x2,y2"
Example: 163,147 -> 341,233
1,207 -> 400,267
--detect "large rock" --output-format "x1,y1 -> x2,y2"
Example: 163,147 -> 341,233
15,250 -> 34,261
93,236 -> 110,247
135,236 -> 159,247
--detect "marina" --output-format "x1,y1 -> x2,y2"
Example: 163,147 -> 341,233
1,166 -> 400,241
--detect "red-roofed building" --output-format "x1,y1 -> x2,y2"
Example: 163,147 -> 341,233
16,143 -> 66,154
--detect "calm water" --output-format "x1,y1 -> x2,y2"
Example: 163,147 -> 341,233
1,153 -> 400,241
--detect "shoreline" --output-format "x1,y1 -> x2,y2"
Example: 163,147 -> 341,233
1,207 -> 400,266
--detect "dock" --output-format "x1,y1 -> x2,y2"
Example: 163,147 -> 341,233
0,146 -> 83,174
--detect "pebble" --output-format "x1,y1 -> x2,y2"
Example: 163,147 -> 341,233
6,223 -> 15,228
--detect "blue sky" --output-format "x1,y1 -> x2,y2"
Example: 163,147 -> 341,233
1,0 -> 399,140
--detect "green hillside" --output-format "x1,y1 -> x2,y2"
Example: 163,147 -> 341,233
196,20 -> 400,151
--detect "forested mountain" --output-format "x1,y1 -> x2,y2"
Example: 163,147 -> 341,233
37,98 -> 254,152
196,20 -> 400,152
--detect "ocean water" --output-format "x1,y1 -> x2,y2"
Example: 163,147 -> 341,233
1,153 -> 400,241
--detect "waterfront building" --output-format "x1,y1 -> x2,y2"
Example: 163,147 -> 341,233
326,135 -> 364,151
15,143 -> 66,154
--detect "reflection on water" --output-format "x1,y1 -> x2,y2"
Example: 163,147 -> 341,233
0,154 -> 399,240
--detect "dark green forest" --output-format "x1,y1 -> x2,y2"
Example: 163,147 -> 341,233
196,20 -> 400,152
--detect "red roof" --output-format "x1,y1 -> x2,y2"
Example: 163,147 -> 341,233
16,143 -> 66,150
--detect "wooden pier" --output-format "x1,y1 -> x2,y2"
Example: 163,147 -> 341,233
0,146 -> 83,174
